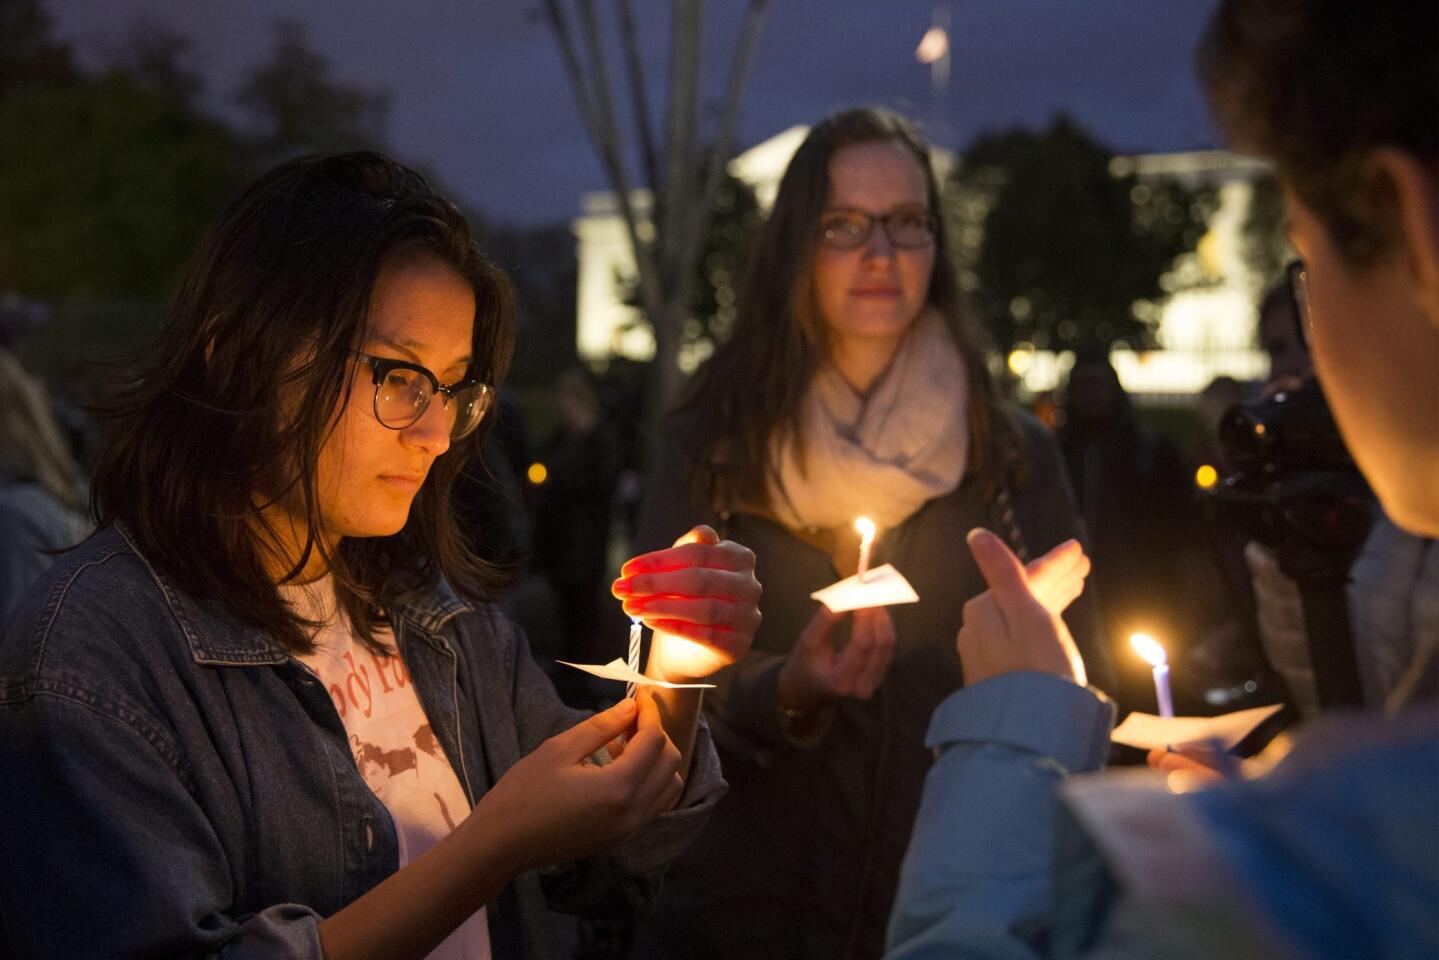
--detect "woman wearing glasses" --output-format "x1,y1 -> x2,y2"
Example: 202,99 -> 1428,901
0,153 -> 760,959
631,108 -> 1109,959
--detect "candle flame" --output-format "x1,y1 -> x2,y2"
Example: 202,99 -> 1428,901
855,516 -> 876,543
1129,632 -> 1167,668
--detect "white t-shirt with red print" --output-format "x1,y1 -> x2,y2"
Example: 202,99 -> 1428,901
284,578 -> 491,960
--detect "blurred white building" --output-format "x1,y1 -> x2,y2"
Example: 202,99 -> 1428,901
573,128 -> 1273,401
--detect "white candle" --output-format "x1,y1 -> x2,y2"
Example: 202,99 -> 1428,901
626,617 -> 643,700
855,516 -> 877,580
1130,632 -> 1174,717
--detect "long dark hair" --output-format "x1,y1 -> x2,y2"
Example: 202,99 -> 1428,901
91,152 -> 515,654
676,107 -> 1021,515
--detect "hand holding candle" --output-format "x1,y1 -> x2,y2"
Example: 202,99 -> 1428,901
612,525 -> 760,681
778,604 -> 898,712
1129,632 -> 1174,718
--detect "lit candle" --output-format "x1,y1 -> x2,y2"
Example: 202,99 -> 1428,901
625,616 -> 642,700
855,516 -> 877,580
1130,632 -> 1174,717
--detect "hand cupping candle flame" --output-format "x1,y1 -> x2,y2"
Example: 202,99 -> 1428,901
559,525 -> 761,689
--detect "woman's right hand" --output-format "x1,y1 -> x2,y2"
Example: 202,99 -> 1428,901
776,605 -> 898,713
471,693 -> 684,876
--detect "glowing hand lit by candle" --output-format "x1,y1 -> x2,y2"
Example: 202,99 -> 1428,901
612,525 -> 761,682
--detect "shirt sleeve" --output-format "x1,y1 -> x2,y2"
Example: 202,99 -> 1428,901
0,689 -> 326,959
885,671 -> 1114,960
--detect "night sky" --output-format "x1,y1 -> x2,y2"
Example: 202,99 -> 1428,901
48,0 -> 1223,227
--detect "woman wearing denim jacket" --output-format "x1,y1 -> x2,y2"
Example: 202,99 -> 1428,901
0,153 -> 761,959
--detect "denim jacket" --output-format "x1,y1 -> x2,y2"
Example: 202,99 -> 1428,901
0,527 -> 724,959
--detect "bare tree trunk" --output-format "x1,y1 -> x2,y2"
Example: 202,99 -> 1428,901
653,0 -> 769,429
542,0 -> 770,445
616,0 -> 660,193
646,0 -> 702,436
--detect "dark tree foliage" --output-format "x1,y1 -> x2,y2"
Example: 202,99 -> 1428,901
687,172 -> 762,349
1241,173 -> 1293,291
0,8 -> 402,305
237,19 -> 389,164
0,0 -> 75,98
481,220 -> 581,390
0,72 -> 246,301
617,170 -> 761,361
115,20 -> 204,109
0,1 -> 405,381
949,114 -> 1213,351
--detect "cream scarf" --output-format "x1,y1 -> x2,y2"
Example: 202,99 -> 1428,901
768,308 -> 970,532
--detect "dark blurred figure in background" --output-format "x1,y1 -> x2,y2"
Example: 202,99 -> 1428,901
1256,278 -> 1312,388
532,365 -> 623,706
454,390 -> 533,568
0,348 -> 89,624
1057,346 -> 1200,712
594,358 -> 649,550
1182,371 -> 1272,708
0,296 -> 100,475
1239,275 -> 1439,717
1194,375 -> 1246,477
449,390 -> 571,676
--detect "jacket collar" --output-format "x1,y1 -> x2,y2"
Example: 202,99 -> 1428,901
111,525 -> 473,667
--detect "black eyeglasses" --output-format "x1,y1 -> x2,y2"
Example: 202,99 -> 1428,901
819,208 -> 937,251
348,350 -> 494,440
1286,259 -> 1313,350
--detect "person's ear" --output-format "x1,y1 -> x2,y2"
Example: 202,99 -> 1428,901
1370,148 -> 1439,331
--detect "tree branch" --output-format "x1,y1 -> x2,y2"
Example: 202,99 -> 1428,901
540,1 -> 603,149
617,0 -> 661,197
570,0 -> 664,320
671,0 -> 769,317
659,0 -> 702,289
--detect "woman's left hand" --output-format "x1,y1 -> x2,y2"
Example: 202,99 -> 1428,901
612,525 -> 761,681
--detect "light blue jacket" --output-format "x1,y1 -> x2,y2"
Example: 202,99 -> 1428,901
886,671 -> 1439,960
